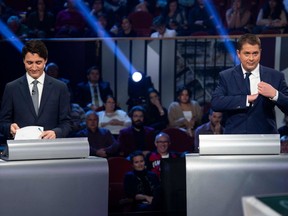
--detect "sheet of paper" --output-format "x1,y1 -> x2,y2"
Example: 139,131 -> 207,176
14,126 -> 43,140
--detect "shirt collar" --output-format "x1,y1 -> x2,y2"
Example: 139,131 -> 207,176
26,72 -> 45,85
241,64 -> 260,78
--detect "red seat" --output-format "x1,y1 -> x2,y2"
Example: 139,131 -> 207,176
162,128 -> 194,153
108,157 -> 133,213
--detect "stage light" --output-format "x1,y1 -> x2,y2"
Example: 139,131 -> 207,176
131,71 -> 143,82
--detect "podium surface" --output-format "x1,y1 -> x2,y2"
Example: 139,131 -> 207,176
186,154 -> 288,216
0,156 -> 108,216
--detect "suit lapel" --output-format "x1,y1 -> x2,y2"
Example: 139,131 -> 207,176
38,76 -> 53,115
233,65 -> 247,94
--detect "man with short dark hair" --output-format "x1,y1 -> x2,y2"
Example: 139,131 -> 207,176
0,39 -> 71,140
118,106 -> 155,157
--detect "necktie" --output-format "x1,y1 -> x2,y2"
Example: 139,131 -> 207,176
32,80 -> 39,115
245,72 -> 252,95
93,84 -> 99,107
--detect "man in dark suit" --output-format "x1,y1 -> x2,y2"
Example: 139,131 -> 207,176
0,39 -> 71,140
211,33 -> 288,134
74,65 -> 113,110
118,106 -> 155,157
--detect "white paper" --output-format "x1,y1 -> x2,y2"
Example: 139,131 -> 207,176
14,126 -> 43,140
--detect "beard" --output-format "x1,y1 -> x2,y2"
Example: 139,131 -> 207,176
132,120 -> 144,129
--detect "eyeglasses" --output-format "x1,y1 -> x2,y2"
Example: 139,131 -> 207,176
156,141 -> 169,144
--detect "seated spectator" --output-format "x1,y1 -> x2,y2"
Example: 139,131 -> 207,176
114,16 -> 137,37
143,88 -> 168,133
161,0 -> 189,36
128,2 -> 154,37
124,151 -> 162,211
7,15 -> 29,39
188,0 -> 220,35
69,103 -> 86,137
85,13 -> 115,37
168,86 -> 203,137
74,65 -> 113,111
253,0 -> 287,34
0,1 -> 17,23
54,0 -> 87,38
194,109 -> 223,153
118,106 -> 156,157
225,0 -> 251,34
280,135 -> 288,153
278,114 -> 288,137
26,0 -> 55,38
150,15 -> 177,37
90,0 -> 114,29
146,132 -> 178,178
75,110 -> 119,157
97,95 -> 131,136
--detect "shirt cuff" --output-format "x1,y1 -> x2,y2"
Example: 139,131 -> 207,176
270,90 -> 279,101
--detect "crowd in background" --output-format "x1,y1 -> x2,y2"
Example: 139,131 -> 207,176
1,0 -> 288,39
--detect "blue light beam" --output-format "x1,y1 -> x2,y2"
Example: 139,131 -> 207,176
74,0 -> 137,74
0,19 -> 24,52
203,0 -> 239,64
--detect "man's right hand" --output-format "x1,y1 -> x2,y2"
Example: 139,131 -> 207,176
10,123 -> 20,138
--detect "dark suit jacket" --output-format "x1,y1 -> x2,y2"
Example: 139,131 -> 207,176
0,74 -> 71,139
74,81 -> 113,108
211,64 -> 288,134
118,126 -> 156,157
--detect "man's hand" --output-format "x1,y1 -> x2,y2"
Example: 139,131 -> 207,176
41,130 -> 56,139
258,81 -> 276,98
248,93 -> 259,103
10,123 -> 20,137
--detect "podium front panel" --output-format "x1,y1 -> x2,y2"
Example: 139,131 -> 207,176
186,154 -> 288,216
0,157 -> 108,216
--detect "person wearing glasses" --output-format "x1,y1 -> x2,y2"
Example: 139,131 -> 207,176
145,132 -> 178,178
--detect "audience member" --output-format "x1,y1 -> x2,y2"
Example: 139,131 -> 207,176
75,110 -> 119,157
90,0 -> 114,29
161,0 -> 189,36
124,150 -> 162,211
69,102 -> 86,136
128,2 -> 154,37
7,15 -> 30,39
114,16 -> 137,37
225,0 -> 251,34
278,114 -> 288,137
151,15 -> 177,37
194,109 -> 223,153
188,0 -> 219,35
280,135 -> 288,153
144,88 -> 168,133
145,132 -> 178,178
26,0 -> 55,38
168,86 -> 203,137
75,65 -> 113,111
104,0 -> 128,26
85,13 -> 115,37
97,95 -> 131,136
54,0 -> 87,37
0,1 -> 17,22
118,106 -> 155,157
254,0 -> 287,34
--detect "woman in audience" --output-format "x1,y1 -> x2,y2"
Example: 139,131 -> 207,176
254,0 -> 287,34
225,0 -> 251,34
124,151 -> 162,211
97,95 -> 131,136
161,0 -> 189,36
144,88 -> 168,133
168,86 -> 202,137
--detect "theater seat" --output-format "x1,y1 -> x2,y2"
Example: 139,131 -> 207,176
162,128 -> 194,154
108,157 -> 133,213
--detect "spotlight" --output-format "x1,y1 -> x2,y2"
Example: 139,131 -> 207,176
132,71 -> 143,82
